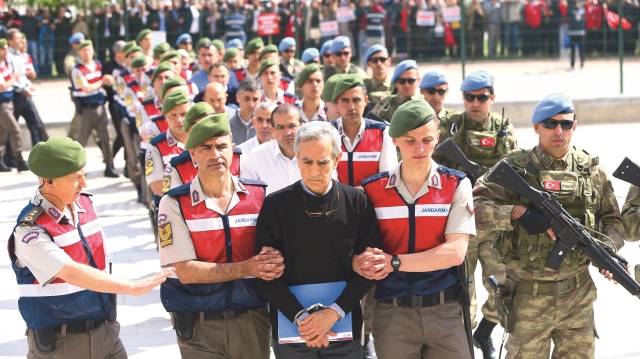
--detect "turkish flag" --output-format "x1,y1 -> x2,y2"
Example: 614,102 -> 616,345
543,180 -> 561,191
480,138 -> 495,147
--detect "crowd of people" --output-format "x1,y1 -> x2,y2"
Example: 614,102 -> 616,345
0,0 -> 639,78
4,4 -> 640,359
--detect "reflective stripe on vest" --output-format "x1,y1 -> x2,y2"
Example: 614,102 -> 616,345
336,124 -> 384,186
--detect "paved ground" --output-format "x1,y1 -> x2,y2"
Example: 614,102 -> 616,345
1,121 -> 640,358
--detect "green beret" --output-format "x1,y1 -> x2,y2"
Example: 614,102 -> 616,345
223,47 -> 239,62
160,76 -> 187,99
332,74 -> 364,102
321,74 -> 346,102
121,41 -> 137,55
195,37 -> 211,51
160,50 -> 180,63
296,64 -> 322,88
151,62 -> 174,83
28,137 -> 86,179
211,39 -> 224,52
153,42 -> 170,59
162,90 -> 190,115
130,55 -> 148,69
125,45 -> 142,58
258,57 -> 279,77
136,29 -> 152,43
0,39 -> 7,48
259,44 -> 278,60
184,102 -> 214,132
389,99 -> 436,138
245,37 -> 264,56
77,40 -> 93,50
185,114 -> 231,150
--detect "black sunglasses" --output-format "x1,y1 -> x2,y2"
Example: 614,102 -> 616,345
540,118 -> 575,130
368,56 -> 389,63
283,49 -> 296,53
463,93 -> 491,103
322,53 -> 331,58
334,51 -> 350,57
425,88 -> 447,95
396,77 -> 417,85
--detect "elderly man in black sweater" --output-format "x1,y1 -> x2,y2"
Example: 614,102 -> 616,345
256,118 -> 382,358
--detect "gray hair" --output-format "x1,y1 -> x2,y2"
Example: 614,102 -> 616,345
254,100 -> 277,117
237,77 -> 263,95
294,121 -> 342,159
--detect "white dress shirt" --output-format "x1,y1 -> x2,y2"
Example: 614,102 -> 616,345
240,140 -> 300,195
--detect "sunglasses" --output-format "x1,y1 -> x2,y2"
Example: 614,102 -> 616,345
540,118 -> 575,130
368,56 -> 389,63
396,77 -> 417,85
334,51 -> 350,57
308,59 -> 319,64
323,53 -> 331,58
283,49 -> 295,53
463,93 -> 491,103
425,88 -> 447,95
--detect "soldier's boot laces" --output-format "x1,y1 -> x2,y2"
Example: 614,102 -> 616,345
473,318 -> 498,359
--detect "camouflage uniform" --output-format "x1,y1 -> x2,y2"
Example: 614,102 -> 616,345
322,63 -> 366,81
371,94 -> 420,124
433,110 -> 517,327
621,185 -> 640,242
363,76 -> 391,107
435,107 -> 458,123
473,146 -> 625,359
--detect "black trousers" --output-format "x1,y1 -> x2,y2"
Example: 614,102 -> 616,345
13,91 -> 46,146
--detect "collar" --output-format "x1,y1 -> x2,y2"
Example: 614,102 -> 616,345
165,128 -> 184,148
234,109 -> 253,124
281,56 -> 293,66
464,112 -> 492,131
8,47 -> 20,56
299,99 -> 326,122
189,174 -> 248,206
534,146 -> 573,170
335,117 -> 365,138
271,139 -> 295,161
154,96 -> 162,109
371,75 -> 391,88
385,161 -> 442,190
32,191 -> 86,224
301,179 -> 333,196
436,107 -> 448,120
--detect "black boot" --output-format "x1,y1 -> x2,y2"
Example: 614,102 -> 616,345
363,334 -> 377,359
14,153 -> 29,172
473,318 -> 498,359
135,184 -> 144,204
104,165 -> 119,178
0,160 -> 11,172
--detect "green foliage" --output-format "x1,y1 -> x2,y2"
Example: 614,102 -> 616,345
16,0 -> 110,11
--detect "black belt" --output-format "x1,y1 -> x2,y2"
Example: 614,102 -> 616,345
380,286 -> 460,308
83,104 -> 101,109
52,319 -> 105,334
202,309 -> 249,320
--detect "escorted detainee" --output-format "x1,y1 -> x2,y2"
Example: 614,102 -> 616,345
9,137 -> 174,358
256,121 -> 382,358
158,116 -> 284,358
473,93 -> 625,358
357,99 -> 475,359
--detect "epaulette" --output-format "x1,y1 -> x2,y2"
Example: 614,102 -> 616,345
166,183 -> 191,197
238,178 -> 267,187
170,150 -> 191,166
284,92 -> 299,100
142,97 -> 154,105
361,171 -> 389,187
150,132 -> 168,146
19,206 -> 44,226
281,76 -> 292,83
233,147 -> 243,155
437,165 -> 467,181
506,148 -> 531,168
151,115 -> 165,122
364,118 -> 387,130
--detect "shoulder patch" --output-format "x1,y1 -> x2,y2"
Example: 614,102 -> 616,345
361,171 -> 390,187
20,206 -> 44,225
150,132 -> 168,146
238,178 -> 267,187
166,183 -> 191,197
158,222 -> 174,247
21,231 -> 39,244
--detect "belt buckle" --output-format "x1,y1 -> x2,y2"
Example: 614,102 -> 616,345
221,310 -> 235,319
411,295 -> 423,308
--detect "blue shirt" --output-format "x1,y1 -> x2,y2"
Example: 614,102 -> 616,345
190,69 -> 210,92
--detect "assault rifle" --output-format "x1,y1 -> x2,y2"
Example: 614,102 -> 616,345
613,157 -> 640,187
435,138 -> 489,183
488,160 -> 640,299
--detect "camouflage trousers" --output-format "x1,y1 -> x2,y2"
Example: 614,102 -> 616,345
505,274 -> 597,359
467,231 -> 505,327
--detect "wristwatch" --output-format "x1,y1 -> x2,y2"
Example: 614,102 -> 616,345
391,255 -> 401,272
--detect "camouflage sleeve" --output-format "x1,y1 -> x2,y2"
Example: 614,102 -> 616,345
621,185 -> 640,242
504,119 -> 519,151
432,119 -> 454,165
371,98 -> 387,119
592,164 -> 626,250
63,54 -> 76,76
472,167 -> 519,232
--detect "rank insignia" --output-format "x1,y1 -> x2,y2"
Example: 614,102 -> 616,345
145,159 -> 154,175
48,208 -> 60,220
158,223 -> 174,247
389,174 -> 396,186
192,190 -> 199,203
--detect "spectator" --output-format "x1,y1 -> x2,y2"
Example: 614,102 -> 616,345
54,6 -> 72,76
567,0 -> 586,69
501,0 -> 522,56
466,0 -> 485,58
21,7 -> 39,73
523,0 -> 545,56
72,11 -> 89,37
225,4 -> 246,44
38,9 -> 55,76
483,0 -> 502,58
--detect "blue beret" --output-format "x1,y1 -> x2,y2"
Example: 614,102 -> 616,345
278,37 -> 296,52
460,70 -> 494,92
330,36 -> 351,53
392,60 -> 418,84
321,40 -> 333,55
364,44 -> 387,62
176,33 -> 192,46
531,93 -> 574,124
226,38 -> 243,50
301,48 -> 320,63
68,32 -> 85,45
419,69 -> 448,89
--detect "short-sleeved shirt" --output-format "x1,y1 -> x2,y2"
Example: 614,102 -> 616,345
158,174 -> 248,266
145,128 -> 185,185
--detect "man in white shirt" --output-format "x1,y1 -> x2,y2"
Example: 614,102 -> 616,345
238,101 -> 276,155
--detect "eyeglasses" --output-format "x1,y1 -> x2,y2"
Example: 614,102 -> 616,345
368,56 -> 389,63
396,77 -> 417,85
540,118 -> 575,130
283,49 -> 296,53
303,186 -> 340,217
274,123 -> 300,131
334,51 -> 350,57
463,93 -> 491,103
425,88 -> 447,95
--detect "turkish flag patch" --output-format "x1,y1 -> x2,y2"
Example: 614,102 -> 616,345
480,138 -> 495,147
543,180 -> 561,191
